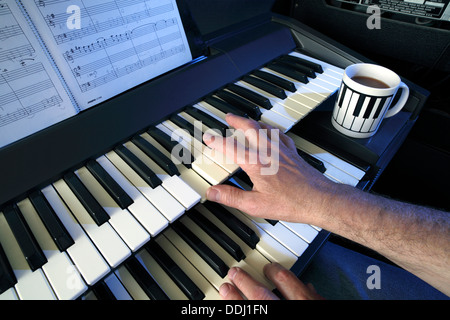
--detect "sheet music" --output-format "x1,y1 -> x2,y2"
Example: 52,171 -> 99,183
23,0 -> 193,110
0,0 -> 76,149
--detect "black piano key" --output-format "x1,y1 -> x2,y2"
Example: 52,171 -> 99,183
215,90 -> 263,119
203,201 -> 259,249
234,170 -> 254,189
265,219 -> 278,226
297,149 -> 326,174
277,58 -> 317,78
114,144 -> 162,189
170,114 -> 197,138
184,106 -> 229,137
286,53 -> 324,73
131,135 -> 180,176
203,96 -> 249,118
373,97 -> 389,119
266,63 -> 309,84
226,84 -> 273,110
338,84 -> 348,108
147,127 -> 194,168
124,256 -> 169,300
91,281 -> 117,300
352,94 -> 367,117
171,221 -> 229,278
145,241 -> 205,300
63,172 -> 110,226
189,208 -> 245,262
3,204 -> 47,271
363,97 -> 378,119
252,70 -> 297,92
0,242 -> 17,293
242,75 -> 287,100
28,190 -> 75,252
86,160 -> 134,210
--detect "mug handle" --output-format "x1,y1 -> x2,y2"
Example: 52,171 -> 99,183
384,82 -> 409,118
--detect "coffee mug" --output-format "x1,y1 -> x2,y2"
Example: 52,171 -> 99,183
331,63 -> 409,138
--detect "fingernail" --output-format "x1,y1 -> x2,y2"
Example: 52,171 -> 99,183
206,187 -> 220,202
219,283 -> 230,297
228,267 -> 238,281
203,132 -> 214,144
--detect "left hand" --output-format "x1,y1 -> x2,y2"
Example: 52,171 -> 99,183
219,262 -> 324,300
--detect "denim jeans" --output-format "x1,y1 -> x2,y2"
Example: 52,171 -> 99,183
299,241 -> 448,300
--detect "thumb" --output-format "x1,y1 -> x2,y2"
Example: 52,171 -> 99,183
206,185 -> 259,214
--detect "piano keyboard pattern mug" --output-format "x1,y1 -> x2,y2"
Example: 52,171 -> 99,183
332,63 -> 409,138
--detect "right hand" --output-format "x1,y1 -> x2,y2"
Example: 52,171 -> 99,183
203,114 -> 337,225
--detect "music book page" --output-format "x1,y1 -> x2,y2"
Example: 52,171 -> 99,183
22,0 -> 193,110
0,0 -> 76,149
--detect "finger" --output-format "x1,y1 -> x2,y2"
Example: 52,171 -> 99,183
227,267 -> 279,300
206,185 -> 266,215
203,131 -> 249,167
263,263 -> 321,300
219,283 -> 244,300
225,113 -> 261,131
225,114 -> 270,154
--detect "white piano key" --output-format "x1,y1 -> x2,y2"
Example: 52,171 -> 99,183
177,111 -> 240,174
136,250 -> 188,300
238,211 -> 309,257
17,198 -> 87,300
286,133 -> 365,182
156,235 -> 220,300
234,80 -> 299,130
104,273 -> 133,300
139,133 -> 212,202
75,166 -> 150,251
157,122 -> 230,185
224,207 -> 298,270
289,51 -> 345,81
351,98 -> 371,132
194,204 -> 272,286
0,287 -> 18,300
192,102 -> 230,126
97,155 -> 168,236
195,101 -> 228,123
260,109 -> 296,132
164,227 -> 224,291
279,222 -> 319,244
342,92 -> 361,129
139,132 -> 212,199
41,186 -> 110,286
124,141 -> 201,209
233,77 -> 310,119
52,179 -> 131,268
180,216 -> 273,289
106,150 -> 184,223
114,265 -> 149,300
0,211 -> 56,300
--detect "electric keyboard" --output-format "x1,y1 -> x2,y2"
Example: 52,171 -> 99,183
9,0 -> 434,298
0,41 -> 368,299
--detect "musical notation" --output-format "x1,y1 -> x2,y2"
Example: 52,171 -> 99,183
0,0 -> 192,148
0,0 -> 75,149
24,0 -> 193,106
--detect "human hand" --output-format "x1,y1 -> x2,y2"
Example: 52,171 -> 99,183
203,113 -> 337,225
219,263 -> 323,300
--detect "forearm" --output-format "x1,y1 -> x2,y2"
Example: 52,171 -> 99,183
317,183 -> 450,296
